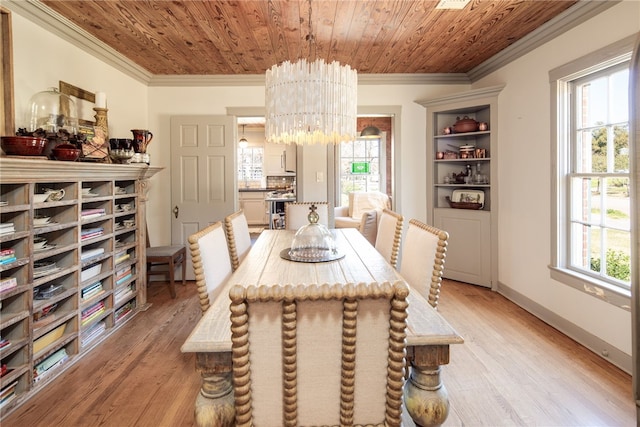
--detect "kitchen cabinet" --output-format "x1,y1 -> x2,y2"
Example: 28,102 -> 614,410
418,85 -> 503,289
264,142 -> 296,174
0,158 -> 161,418
239,191 -> 267,225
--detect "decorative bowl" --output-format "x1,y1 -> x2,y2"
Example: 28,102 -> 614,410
52,143 -> 81,161
452,116 -> 479,133
1,136 -> 48,156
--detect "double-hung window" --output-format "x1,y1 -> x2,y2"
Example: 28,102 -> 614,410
550,37 -> 634,303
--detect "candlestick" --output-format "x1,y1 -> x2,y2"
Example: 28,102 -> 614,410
93,107 -> 109,142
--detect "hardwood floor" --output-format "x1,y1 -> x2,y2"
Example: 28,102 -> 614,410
4,279 -> 635,426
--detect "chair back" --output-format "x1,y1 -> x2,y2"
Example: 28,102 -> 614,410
224,210 -> 252,271
374,209 -> 404,268
285,202 -> 329,230
399,219 -> 448,309
230,281 -> 409,427
188,222 -> 232,313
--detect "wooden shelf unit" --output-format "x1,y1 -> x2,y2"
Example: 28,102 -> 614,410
0,158 -> 162,418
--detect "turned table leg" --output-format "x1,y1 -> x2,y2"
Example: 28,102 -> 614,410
403,345 -> 451,427
194,352 -> 235,427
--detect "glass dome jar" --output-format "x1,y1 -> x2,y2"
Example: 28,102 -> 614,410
27,87 -> 78,134
288,204 -> 339,262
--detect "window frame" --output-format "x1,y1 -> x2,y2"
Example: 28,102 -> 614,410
549,36 -> 636,309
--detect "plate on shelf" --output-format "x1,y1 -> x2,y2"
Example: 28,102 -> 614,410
34,244 -> 57,253
83,192 -> 100,197
451,189 -> 484,206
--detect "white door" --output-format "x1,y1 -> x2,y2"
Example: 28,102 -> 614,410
170,115 -> 237,280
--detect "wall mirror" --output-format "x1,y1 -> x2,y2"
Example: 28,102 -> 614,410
59,80 -> 95,129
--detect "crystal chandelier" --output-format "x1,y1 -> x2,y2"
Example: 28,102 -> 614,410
265,1 -> 357,145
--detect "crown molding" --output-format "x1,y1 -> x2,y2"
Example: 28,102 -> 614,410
6,0 -> 620,87
467,0 -> 621,82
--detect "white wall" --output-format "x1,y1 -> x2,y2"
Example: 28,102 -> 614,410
475,0 -> 640,363
8,1 -> 639,369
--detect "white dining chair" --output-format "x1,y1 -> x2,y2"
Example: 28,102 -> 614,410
374,208 -> 404,269
187,221 -> 233,313
229,280 -> 409,427
399,218 -> 448,309
224,209 -> 252,272
285,202 -> 329,230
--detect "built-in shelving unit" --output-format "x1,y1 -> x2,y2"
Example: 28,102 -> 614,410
0,158 -> 162,418
418,85 -> 504,289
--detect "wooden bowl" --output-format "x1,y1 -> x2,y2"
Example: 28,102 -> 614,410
1,136 -> 47,156
52,144 -> 81,161
452,116 -> 479,133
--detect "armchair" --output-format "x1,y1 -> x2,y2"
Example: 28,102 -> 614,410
334,191 -> 391,244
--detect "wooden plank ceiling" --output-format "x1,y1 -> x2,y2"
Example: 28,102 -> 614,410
41,0 -> 578,76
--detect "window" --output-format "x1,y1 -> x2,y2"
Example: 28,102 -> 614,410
338,137 -> 385,206
238,146 -> 263,183
551,37 -> 634,301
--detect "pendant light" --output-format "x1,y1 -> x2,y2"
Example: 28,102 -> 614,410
239,124 -> 248,148
360,124 -> 382,138
265,0 -> 357,145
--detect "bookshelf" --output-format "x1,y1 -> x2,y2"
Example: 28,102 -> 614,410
0,158 -> 162,417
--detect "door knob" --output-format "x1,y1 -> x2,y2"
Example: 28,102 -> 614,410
173,205 -> 179,218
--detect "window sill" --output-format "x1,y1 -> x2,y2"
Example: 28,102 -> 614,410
549,266 -> 631,311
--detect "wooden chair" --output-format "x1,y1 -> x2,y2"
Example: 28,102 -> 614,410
399,218 -> 448,309
187,222 -> 233,313
374,209 -> 404,268
285,202 -> 329,230
146,228 -> 186,299
229,280 -> 409,427
224,210 -> 252,272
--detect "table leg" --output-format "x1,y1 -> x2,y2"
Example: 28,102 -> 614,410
194,352 -> 235,427
403,345 -> 451,427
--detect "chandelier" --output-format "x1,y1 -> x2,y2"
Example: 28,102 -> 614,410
265,1 -> 358,145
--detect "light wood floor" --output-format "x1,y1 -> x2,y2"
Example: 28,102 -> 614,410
4,279 -> 635,426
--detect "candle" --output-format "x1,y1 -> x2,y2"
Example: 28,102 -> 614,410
95,92 -> 107,109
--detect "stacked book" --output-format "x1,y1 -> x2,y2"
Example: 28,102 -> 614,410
81,247 -> 105,261
81,320 -> 106,348
33,348 -> 69,384
0,379 -> 18,409
114,284 -> 135,305
0,277 -> 17,294
115,300 -> 135,323
33,302 -> 59,328
81,300 -> 105,326
0,223 -> 15,236
0,336 -> 10,350
115,265 -> 132,285
0,248 -> 16,265
81,227 -> 104,241
114,250 -> 130,266
81,281 -> 103,301
81,208 -> 106,221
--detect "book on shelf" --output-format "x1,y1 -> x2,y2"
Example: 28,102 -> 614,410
81,247 -> 105,261
0,248 -> 15,259
33,348 -> 69,383
0,339 -> 10,349
0,277 -> 17,293
81,208 -> 106,217
115,301 -> 135,322
81,301 -> 105,319
0,223 -> 15,235
115,252 -> 131,265
116,274 -> 132,286
81,281 -> 104,299
0,380 -> 18,408
114,285 -> 135,304
81,320 -> 106,348
0,256 -> 17,265
33,302 -> 59,328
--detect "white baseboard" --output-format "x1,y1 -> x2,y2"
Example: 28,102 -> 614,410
496,281 -> 632,375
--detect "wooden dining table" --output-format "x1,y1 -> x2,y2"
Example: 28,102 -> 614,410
181,228 -> 463,426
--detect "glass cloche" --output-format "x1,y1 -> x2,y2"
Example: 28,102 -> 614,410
286,204 -> 342,262
27,87 -> 78,134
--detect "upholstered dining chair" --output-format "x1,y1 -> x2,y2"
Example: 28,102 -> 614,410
224,210 -> 252,272
229,280 -> 409,427
399,219 -> 448,309
285,201 -> 329,230
187,222 -> 233,313
374,209 -> 404,269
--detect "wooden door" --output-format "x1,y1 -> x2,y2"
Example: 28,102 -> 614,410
170,115 -> 237,280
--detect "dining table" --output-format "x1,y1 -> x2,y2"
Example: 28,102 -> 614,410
181,228 -> 463,426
